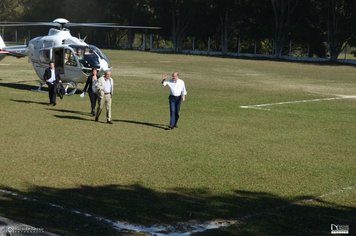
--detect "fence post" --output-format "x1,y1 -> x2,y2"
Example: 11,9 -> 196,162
150,34 -> 153,50
208,37 -> 211,52
272,39 -> 275,55
254,40 -> 257,54
289,40 -> 292,56
192,37 -> 195,51
142,33 -> 146,51
238,37 -> 241,55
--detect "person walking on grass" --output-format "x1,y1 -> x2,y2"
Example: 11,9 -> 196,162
95,70 -> 114,124
82,68 -> 99,116
43,61 -> 62,106
161,72 -> 187,129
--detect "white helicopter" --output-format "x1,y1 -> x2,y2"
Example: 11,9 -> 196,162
0,18 -> 160,94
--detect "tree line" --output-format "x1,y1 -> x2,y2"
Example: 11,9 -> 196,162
1,0 -> 355,61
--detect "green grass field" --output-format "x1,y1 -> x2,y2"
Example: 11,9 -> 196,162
0,51 -> 355,235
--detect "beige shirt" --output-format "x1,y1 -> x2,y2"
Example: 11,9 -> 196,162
96,76 -> 114,96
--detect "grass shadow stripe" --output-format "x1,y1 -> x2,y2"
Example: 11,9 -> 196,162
11,99 -> 49,106
113,119 -> 170,130
53,115 -> 91,121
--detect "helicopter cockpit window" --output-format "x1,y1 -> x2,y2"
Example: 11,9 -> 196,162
64,49 -> 77,67
39,49 -> 51,64
89,45 -> 110,63
69,45 -> 100,69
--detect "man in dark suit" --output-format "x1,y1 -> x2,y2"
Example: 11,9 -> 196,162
82,68 -> 99,116
43,61 -> 62,106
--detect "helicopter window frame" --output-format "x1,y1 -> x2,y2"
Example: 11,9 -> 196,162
64,49 -> 78,67
68,45 -> 102,69
39,49 -> 51,64
69,45 -> 96,58
89,45 -> 111,67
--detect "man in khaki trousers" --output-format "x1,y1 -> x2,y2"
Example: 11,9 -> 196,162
95,70 -> 114,124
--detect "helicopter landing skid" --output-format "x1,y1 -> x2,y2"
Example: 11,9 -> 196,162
64,83 -> 78,95
31,83 -> 46,93
31,81 -> 78,95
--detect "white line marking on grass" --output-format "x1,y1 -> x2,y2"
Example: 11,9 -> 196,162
0,189 -> 237,235
0,185 -> 355,235
240,95 -> 356,110
237,185 -> 356,221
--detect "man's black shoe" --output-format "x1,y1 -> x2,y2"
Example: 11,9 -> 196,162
174,125 -> 178,128
107,121 -> 113,124
53,103 -> 56,106
95,117 -> 98,122
168,125 -> 174,130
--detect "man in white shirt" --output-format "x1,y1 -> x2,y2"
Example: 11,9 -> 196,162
95,70 -> 114,124
43,61 -> 62,106
161,72 -> 187,129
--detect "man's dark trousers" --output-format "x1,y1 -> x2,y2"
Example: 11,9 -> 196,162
47,82 -> 57,104
169,95 -> 182,127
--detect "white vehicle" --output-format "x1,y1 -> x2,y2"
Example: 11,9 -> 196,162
0,18 -> 159,94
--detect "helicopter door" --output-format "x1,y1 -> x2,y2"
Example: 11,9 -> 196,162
53,48 -> 64,74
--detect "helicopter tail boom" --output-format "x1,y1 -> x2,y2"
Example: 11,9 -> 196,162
0,35 -> 28,59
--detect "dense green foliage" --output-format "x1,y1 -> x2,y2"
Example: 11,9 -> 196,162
1,0 -> 356,59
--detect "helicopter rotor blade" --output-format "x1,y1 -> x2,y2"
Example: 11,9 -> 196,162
0,22 -> 59,27
0,21 -> 161,30
65,23 -> 161,30
0,22 -> 160,30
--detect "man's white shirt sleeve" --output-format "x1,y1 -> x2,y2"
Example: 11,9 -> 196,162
181,80 -> 187,96
163,79 -> 187,96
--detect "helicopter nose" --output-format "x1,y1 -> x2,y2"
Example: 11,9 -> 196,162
100,58 -> 110,71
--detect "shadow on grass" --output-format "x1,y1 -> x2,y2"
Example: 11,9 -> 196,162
113,119 -> 169,130
53,115 -> 91,121
46,108 -> 90,116
0,184 -> 354,235
48,108 -> 95,122
11,99 -> 49,106
0,82 -> 44,91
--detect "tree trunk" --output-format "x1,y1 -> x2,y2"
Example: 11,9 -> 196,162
171,0 -> 190,52
271,0 -> 299,57
220,8 -> 229,55
327,0 -> 344,61
172,3 -> 178,52
127,29 -> 134,50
